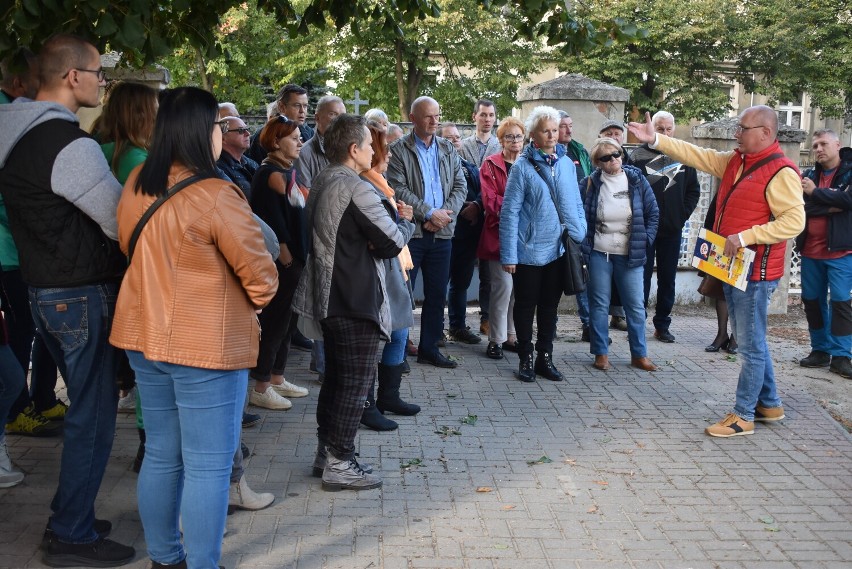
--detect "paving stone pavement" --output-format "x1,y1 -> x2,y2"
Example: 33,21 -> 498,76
2,311 -> 851,569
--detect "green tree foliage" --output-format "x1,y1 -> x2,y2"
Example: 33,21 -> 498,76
0,0 -> 634,64
330,0 -> 554,121
561,0 -> 738,122
158,4 -> 329,114
731,0 -> 852,120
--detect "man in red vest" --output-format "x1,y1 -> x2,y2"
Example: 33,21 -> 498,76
628,106 -> 805,438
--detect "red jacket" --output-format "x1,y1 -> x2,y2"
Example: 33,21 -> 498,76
477,152 -> 511,261
714,141 -> 799,281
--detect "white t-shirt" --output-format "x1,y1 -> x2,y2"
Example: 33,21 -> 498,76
593,170 -> 631,255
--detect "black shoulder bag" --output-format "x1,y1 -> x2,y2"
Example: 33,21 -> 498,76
528,158 -> 587,295
127,175 -> 206,263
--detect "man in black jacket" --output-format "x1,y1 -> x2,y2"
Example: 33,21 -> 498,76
630,111 -> 700,343
0,34 -> 134,566
796,129 -> 852,378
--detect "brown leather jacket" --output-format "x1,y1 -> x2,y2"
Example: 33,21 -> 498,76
110,165 -> 278,370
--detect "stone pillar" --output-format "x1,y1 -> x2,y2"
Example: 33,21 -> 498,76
691,118 -> 806,314
516,73 -> 630,148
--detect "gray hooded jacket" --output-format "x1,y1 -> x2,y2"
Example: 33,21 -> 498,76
0,100 -> 124,286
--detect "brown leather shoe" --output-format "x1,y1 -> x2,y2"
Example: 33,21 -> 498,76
593,355 -> 610,370
631,357 -> 658,371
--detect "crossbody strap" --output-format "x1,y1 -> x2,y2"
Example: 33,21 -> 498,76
128,175 -> 207,262
714,153 -> 783,232
528,156 -> 565,227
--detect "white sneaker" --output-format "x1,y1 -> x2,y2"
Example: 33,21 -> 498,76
271,378 -> 309,398
249,386 -> 292,410
0,441 -> 25,488
117,386 -> 136,412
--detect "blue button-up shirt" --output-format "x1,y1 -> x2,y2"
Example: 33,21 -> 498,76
414,135 -> 443,219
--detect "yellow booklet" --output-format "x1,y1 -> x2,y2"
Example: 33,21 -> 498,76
691,228 -> 755,291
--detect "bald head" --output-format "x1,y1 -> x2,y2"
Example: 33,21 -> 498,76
747,105 -> 779,138
409,96 -> 441,141
410,96 -> 438,116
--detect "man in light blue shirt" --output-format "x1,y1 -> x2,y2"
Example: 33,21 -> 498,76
387,97 -> 467,368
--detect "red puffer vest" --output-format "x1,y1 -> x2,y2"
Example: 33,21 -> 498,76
714,141 -> 799,281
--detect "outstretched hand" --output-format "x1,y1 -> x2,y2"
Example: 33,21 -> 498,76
627,111 -> 656,144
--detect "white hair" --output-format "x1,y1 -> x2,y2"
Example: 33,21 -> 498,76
266,101 -> 278,119
525,105 -> 561,135
652,110 -> 675,126
218,102 -> 239,118
365,108 -> 389,123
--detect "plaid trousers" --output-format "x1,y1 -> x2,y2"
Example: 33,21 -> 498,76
317,316 -> 382,460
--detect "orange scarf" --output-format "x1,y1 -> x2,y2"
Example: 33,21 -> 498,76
362,169 -> 414,275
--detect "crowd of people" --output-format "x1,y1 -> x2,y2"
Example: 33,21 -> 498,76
0,31 -> 849,569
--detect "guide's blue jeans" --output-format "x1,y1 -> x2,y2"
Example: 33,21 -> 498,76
725,280 -> 782,421
128,351 -> 246,569
29,283 -> 120,543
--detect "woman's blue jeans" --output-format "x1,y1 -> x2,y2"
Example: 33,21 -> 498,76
381,328 -> 409,366
588,250 -> 648,357
127,351 -> 246,569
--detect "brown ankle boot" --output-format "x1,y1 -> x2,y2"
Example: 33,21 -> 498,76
593,355 -> 610,370
631,357 -> 658,371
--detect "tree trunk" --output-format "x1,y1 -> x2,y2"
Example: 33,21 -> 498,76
194,46 -> 212,92
395,40 -> 425,119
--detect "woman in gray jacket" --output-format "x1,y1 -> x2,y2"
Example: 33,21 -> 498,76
293,115 -> 414,491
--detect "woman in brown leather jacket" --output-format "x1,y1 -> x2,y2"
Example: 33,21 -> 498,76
110,87 -> 278,569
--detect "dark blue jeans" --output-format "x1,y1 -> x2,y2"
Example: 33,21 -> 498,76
643,232 -> 683,333
447,234 -> 478,331
29,283 -> 120,543
407,233 -> 452,357
1,268 -> 59,417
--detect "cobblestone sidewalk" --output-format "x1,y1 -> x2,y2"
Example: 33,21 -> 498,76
2,313 -> 851,569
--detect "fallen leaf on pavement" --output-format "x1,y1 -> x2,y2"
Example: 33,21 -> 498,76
476,487 -> 493,493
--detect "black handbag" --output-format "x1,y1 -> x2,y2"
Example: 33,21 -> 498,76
528,158 -> 588,295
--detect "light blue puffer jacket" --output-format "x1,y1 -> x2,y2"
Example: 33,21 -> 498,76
499,144 -> 586,266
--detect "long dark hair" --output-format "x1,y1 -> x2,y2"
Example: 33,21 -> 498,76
134,87 -> 220,196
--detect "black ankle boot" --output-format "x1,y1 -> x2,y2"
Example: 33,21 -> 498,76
132,428 -> 146,473
518,350 -> 535,382
534,352 -> 564,381
360,377 -> 398,431
376,363 -> 420,415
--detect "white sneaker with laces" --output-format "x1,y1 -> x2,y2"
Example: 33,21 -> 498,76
271,378 -> 309,398
117,386 -> 136,412
249,386 -> 292,410
0,440 -> 25,488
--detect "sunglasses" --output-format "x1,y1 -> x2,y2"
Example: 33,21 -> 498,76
215,120 -> 231,134
276,114 -> 295,125
598,151 -> 622,163
229,127 -> 252,135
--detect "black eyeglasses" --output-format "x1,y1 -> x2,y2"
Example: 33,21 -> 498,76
735,124 -> 765,134
230,127 -> 251,135
503,134 -> 524,142
215,120 -> 231,134
598,151 -> 622,163
62,67 -> 106,82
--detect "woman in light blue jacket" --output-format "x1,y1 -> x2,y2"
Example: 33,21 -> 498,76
500,105 -> 586,383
